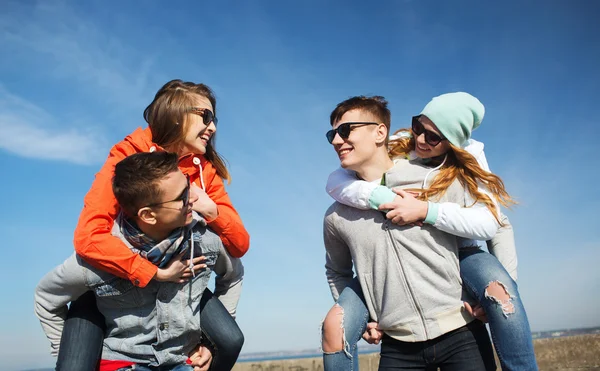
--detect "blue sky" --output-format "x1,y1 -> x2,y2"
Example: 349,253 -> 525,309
1,0 -> 599,369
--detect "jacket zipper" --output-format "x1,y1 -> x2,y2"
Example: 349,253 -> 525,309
384,222 -> 429,339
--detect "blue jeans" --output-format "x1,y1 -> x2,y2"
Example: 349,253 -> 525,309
460,248 -> 538,370
322,279 -> 369,371
323,249 -> 537,371
56,291 -> 105,371
378,321 -> 495,370
56,289 -> 243,371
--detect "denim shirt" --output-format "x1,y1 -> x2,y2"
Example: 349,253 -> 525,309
75,223 -> 221,366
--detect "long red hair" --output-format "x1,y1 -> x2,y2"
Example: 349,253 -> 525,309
389,129 -> 515,223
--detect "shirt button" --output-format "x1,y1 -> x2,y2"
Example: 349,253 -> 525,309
134,279 -> 140,286
159,323 -> 169,331
149,146 -> 156,152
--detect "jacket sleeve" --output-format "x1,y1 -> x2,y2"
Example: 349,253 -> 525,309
326,167 -> 377,210
427,202 -> 500,240
73,141 -> 157,287
213,245 -> 244,318
203,164 -> 250,258
323,212 -> 354,301
34,254 -> 89,356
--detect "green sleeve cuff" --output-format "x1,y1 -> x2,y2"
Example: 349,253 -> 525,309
368,186 -> 397,210
424,202 -> 439,224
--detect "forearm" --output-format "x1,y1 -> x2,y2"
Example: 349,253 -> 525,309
426,202 -> 499,240
34,254 -> 89,356
326,167 -> 376,210
213,246 -> 244,318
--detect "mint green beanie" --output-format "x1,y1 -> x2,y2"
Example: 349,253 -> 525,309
419,92 -> 485,148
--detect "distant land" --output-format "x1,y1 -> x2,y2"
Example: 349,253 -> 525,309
21,326 -> 600,371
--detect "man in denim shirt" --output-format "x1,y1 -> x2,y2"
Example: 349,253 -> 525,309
35,152 -> 242,371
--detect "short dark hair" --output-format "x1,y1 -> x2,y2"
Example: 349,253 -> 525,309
112,151 -> 180,216
330,96 -> 391,143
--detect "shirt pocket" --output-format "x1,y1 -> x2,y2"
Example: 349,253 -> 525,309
92,277 -> 144,308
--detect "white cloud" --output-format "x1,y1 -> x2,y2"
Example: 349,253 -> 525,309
0,87 -> 107,165
0,1 -> 156,109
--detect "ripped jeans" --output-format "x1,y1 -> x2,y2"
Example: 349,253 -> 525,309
322,249 -> 537,371
460,248 -> 537,370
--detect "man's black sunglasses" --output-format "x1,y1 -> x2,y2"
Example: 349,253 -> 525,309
144,176 -> 191,210
326,122 -> 379,144
189,107 -> 218,126
411,116 -> 446,147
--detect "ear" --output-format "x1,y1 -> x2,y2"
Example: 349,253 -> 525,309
137,207 -> 158,226
375,123 -> 388,145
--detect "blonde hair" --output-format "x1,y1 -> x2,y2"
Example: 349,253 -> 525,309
389,128 -> 515,223
143,80 -> 230,183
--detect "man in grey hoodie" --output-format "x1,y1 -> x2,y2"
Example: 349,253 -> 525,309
35,152 -> 244,371
322,96 -> 495,370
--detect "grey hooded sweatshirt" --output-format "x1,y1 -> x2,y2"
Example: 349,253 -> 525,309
324,157 -> 475,342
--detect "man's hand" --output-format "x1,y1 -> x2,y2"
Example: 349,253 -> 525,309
464,302 -> 488,323
191,183 -> 218,221
378,189 -> 428,225
362,322 -> 384,345
189,344 -> 213,371
155,251 -> 207,283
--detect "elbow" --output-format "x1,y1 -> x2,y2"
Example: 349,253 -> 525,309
224,233 -> 250,258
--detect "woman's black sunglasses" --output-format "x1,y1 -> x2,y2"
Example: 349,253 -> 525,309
411,116 -> 446,147
326,122 -> 379,144
189,107 -> 218,126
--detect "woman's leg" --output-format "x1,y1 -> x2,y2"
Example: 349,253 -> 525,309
322,278 -> 370,371
459,248 -> 538,371
55,291 -> 105,371
199,288 -> 244,371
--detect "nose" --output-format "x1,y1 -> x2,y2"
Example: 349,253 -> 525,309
415,132 -> 427,146
331,131 -> 343,145
207,121 -> 216,134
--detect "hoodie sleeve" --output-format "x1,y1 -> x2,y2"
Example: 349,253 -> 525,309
323,211 -> 354,301
486,214 -> 518,280
73,138 -> 158,288
34,254 -> 89,356
203,163 -> 250,258
213,245 -> 244,318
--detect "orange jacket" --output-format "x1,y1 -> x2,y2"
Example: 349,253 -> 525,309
73,127 -> 250,287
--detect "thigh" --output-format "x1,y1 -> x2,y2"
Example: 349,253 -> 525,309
437,323 -> 495,371
56,291 -> 105,371
378,335 -> 427,371
199,288 -> 244,349
459,248 -> 515,301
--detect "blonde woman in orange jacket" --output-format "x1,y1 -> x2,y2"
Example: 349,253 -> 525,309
54,80 -> 249,371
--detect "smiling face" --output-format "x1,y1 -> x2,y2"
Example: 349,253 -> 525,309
180,95 -> 217,156
413,115 -> 451,159
330,109 -> 388,172
142,170 -> 199,236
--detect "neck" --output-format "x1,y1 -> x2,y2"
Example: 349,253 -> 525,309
354,150 -> 395,182
137,221 -> 171,242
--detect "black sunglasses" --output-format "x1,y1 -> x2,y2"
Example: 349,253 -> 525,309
189,107 -> 218,126
326,122 -> 379,144
411,116 -> 446,147
144,176 -> 191,210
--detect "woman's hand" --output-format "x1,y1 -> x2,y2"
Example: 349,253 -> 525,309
189,344 -> 213,371
155,252 -> 207,283
464,302 -> 488,323
379,189 -> 428,225
190,183 -> 218,221
362,322 -> 384,344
